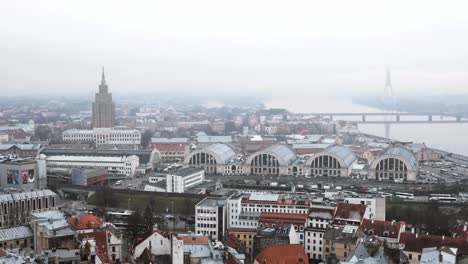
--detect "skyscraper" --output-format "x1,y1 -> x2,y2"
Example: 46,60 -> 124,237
92,68 -> 116,128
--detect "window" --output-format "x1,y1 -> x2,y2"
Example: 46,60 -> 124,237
409,254 -> 412,260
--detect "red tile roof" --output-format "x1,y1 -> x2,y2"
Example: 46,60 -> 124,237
334,203 -> 366,222
79,231 -> 110,263
255,244 -> 309,264
399,232 -> 468,254
179,235 -> 209,244
225,254 -> 243,264
259,212 -> 307,227
150,143 -> 186,151
360,219 -> 405,239
69,213 -> 103,230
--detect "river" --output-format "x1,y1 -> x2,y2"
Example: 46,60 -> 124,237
265,95 -> 468,156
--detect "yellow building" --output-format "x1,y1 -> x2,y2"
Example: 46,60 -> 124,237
227,228 -> 257,255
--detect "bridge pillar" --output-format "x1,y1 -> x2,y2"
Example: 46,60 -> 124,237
428,115 -> 432,122
329,115 -> 333,121
396,115 -> 400,122
362,115 -> 366,122
457,116 -> 461,122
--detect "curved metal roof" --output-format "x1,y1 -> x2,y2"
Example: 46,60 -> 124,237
247,144 -> 296,166
308,145 -> 357,167
185,143 -> 236,164
381,147 -> 419,169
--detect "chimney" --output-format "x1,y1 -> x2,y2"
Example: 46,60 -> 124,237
464,222 -> 467,232
411,228 -> 415,234
371,219 -> 374,224
415,234 -> 418,238
442,235 -> 445,240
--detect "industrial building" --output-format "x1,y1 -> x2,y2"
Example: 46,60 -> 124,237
368,147 -> 418,182
46,155 -> 139,178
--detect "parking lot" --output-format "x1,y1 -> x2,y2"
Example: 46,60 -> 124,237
418,160 -> 468,184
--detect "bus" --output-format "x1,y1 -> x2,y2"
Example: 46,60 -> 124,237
437,197 -> 457,203
429,194 -> 456,202
395,192 -> 415,200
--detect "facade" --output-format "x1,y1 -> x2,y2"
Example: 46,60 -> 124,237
245,144 -> 296,176
408,143 -> 440,161
0,157 -> 47,190
62,128 -> 141,146
323,225 -> 359,262
369,147 -> 418,182
46,155 -> 139,178
31,210 -> 75,251
307,145 -> 357,177
0,226 -> 33,251
184,143 -> 237,174
41,148 -> 157,170
0,189 -> 58,228
304,205 -> 335,261
227,192 -> 310,230
227,228 -> 257,256
92,68 -> 115,128
132,230 -> 183,263
195,197 -> 227,241
0,144 -> 43,158
70,168 -> 107,186
258,212 -> 307,244
166,167 -> 205,193
343,196 -> 386,220
148,137 -> 190,163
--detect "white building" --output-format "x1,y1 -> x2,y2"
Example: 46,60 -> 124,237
132,230 -> 183,263
46,155 -> 139,178
227,192 -> 310,230
195,197 -> 227,241
63,128 -> 141,146
343,196 -> 386,221
304,205 -> 335,261
166,168 -> 205,193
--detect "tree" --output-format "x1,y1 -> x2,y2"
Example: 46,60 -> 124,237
35,125 -> 52,141
141,130 -> 154,149
143,204 -> 155,232
128,209 -> 145,238
94,185 -> 117,208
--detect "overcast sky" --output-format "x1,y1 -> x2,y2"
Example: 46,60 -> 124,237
2,0 -> 468,98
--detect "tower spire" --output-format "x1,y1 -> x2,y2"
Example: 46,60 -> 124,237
385,66 -> 391,88
101,66 -> 106,85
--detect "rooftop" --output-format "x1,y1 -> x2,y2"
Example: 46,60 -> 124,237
68,213 -> 104,230
46,155 -> 137,163
169,167 -> 204,177
399,232 -> 468,255
334,202 -> 367,222
255,244 -> 309,264
197,197 -> 226,207
0,226 -> 33,242
360,219 -> 404,239
151,137 -> 189,144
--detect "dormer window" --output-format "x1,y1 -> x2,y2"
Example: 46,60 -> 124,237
383,231 -> 389,236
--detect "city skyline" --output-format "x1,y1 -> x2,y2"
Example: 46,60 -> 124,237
2,1 -> 468,97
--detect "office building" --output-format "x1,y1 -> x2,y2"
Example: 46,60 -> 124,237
195,197 -> 227,241
92,68 -> 115,128
166,168 -> 205,193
